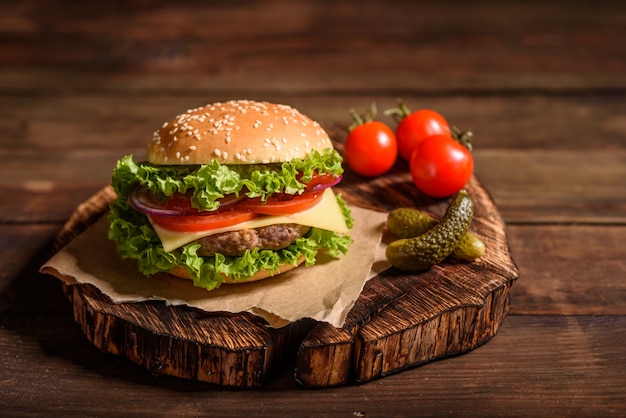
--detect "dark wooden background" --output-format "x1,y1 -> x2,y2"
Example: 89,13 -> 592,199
1,1 -> 625,416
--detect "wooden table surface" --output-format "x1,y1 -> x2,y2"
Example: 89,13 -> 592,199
2,1 -> 625,416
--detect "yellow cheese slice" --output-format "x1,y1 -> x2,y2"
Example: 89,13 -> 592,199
151,187 -> 350,253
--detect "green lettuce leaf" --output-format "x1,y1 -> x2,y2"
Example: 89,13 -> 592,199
111,148 -> 344,211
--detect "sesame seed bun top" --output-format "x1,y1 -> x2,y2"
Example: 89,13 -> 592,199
148,100 -> 334,165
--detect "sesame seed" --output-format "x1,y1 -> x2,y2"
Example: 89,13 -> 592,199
189,145 -> 197,151
215,149 -> 221,156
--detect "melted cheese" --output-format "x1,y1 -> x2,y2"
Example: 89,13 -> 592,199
151,188 -> 349,252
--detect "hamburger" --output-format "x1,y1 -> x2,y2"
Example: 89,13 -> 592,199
108,100 -> 354,290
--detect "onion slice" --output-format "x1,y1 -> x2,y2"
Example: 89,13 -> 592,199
308,174 -> 343,192
129,186 -> 243,217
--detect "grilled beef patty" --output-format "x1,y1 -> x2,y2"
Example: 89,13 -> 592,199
195,223 -> 311,256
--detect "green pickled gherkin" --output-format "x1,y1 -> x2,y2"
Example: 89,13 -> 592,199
387,207 -> 485,261
453,232 -> 485,261
385,190 -> 475,271
387,208 -> 438,239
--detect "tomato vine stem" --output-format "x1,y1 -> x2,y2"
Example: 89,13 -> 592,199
349,102 -> 378,131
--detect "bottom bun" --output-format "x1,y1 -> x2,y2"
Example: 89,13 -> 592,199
168,256 -> 306,284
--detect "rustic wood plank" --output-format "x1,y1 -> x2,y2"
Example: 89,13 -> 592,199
0,225 -> 60,297
0,0 -> 622,413
1,1 -> 625,92
2,95 -> 625,152
2,315 -> 624,416
296,175 -> 518,386
2,147 -> 625,224
3,68 -> 624,96
2,223 -> 623,330
1,92 -> 626,226
63,284 -> 315,388
39,169 -> 518,387
508,224 -> 626,315
0,184 -> 106,224
474,149 -> 626,224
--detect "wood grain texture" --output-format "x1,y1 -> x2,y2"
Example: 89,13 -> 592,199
2,315 -> 624,416
2,1 -> 624,92
2,95 -> 625,153
63,283 -> 314,388
297,175 -> 519,385
507,224 -> 626,316
2,0 -> 625,413
48,171 -> 518,387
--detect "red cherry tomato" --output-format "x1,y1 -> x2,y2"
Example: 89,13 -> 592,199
409,134 -> 474,198
344,121 -> 397,177
395,109 -> 450,161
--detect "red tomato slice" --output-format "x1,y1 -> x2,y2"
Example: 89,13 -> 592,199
237,191 -> 321,216
150,208 -> 258,232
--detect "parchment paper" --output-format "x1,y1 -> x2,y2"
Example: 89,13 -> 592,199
41,206 -> 390,328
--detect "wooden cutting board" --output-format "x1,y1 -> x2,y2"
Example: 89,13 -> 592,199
49,172 -> 519,389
